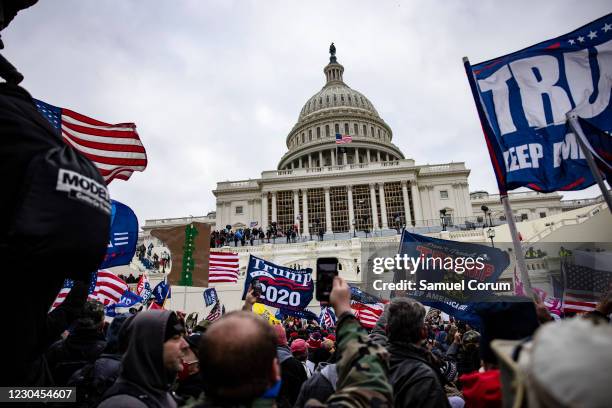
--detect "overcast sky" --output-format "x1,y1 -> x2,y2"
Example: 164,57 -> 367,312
4,1 -> 610,224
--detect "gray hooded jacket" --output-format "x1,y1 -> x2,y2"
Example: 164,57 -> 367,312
98,310 -> 178,408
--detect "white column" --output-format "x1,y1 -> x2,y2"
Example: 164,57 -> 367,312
331,149 -> 336,166
261,193 -> 268,230
366,149 -> 371,163
347,185 -> 355,234
369,183 -> 379,230
452,183 -> 464,218
324,187 -> 333,234
319,151 -> 323,167
411,182 -> 423,225
271,191 -> 277,223
293,190 -> 300,232
462,183 -> 473,216
355,147 -> 360,164
302,189 -> 309,236
385,153 -> 389,161
377,151 -> 381,161
401,180 -> 412,226
308,154 -> 312,168
298,157 -> 303,168
343,150 -> 348,165
378,183 -> 388,228
428,186 -> 436,221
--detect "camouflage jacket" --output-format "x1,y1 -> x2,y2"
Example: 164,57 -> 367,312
184,313 -> 392,408
305,313 -> 392,408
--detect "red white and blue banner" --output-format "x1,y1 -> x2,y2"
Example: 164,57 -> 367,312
242,255 -> 313,311
465,13 -> 612,193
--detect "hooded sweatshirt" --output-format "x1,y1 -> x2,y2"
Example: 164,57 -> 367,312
98,310 -> 178,408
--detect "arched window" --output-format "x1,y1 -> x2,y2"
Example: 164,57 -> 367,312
363,124 -> 367,136
309,129 -> 312,141
348,94 -> 352,103
354,123 -> 358,135
301,133 -> 305,143
317,127 -> 321,138
371,126 -> 375,137
325,125 -> 330,137
378,129 -> 381,138
344,123 -> 349,134
335,124 -> 340,134
340,94 -> 345,103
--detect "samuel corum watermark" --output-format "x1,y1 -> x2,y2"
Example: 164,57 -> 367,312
369,250 -> 512,293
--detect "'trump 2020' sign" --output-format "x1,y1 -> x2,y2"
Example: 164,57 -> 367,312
243,255 -> 314,311
467,13 -> 612,193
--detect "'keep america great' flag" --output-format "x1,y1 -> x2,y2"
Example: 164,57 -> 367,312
465,13 -> 612,193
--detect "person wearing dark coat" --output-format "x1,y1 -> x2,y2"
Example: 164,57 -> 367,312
98,310 -> 188,408
293,362 -> 337,408
0,77 -> 110,385
175,332 -> 205,403
370,298 -> 451,408
273,324 -> 307,407
67,313 -> 133,407
45,301 -> 107,386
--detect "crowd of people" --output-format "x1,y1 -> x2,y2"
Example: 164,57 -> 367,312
14,274 -> 611,407
210,224 -> 307,248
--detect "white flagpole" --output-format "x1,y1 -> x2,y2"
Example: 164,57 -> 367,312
566,112 -> 612,214
502,196 -> 532,297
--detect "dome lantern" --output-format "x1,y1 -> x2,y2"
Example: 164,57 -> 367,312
324,42 -> 344,86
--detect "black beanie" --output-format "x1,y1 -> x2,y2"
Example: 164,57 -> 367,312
164,312 -> 185,342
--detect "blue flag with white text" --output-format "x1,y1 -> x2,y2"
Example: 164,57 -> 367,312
242,255 -> 313,311
203,288 -> 218,306
100,200 -> 139,269
466,13 -> 612,193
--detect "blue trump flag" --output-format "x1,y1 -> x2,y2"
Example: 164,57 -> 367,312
397,231 -> 511,326
243,255 -> 313,311
203,288 -> 218,307
100,200 -> 139,269
465,13 -> 612,193
153,281 -> 171,305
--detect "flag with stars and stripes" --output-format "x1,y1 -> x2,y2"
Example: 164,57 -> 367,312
49,270 -> 128,311
466,13 -> 612,194
205,301 -> 223,323
562,250 -> 612,313
319,306 -> 337,329
351,301 -> 384,329
34,99 -> 147,184
335,133 -> 352,144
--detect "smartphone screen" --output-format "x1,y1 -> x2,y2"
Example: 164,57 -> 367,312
316,257 -> 338,302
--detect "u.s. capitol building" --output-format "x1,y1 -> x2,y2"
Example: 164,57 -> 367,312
213,45 -> 474,235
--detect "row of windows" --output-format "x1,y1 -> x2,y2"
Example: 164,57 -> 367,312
290,122 -> 390,148
304,91 -> 372,114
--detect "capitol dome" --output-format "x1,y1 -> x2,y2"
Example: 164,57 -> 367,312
278,44 -> 404,170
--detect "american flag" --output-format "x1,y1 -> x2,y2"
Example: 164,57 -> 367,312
89,270 -> 129,306
34,99 -> 147,184
351,301 -> 384,329
209,251 -> 240,283
205,301 -> 223,322
319,306 -> 336,328
562,260 -> 611,313
335,133 -> 352,144
50,279 -> 76,311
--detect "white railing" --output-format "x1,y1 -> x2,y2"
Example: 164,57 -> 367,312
523,202 -> 607,243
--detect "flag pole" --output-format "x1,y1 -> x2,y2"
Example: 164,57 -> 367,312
463,56 -> 533,297
566,113 -> 612,214
501,195 -> 532,297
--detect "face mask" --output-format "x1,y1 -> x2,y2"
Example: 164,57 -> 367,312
177,360 -> 198,381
